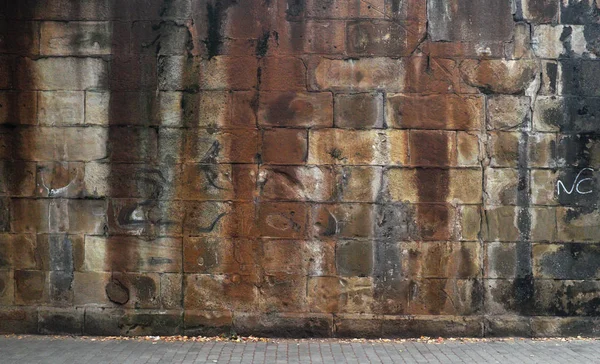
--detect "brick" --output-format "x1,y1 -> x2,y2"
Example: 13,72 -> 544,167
334,93 -> 383,129
311,203 -> 374,238
180,164 -> 256,201
38,91 -> 84,125
18,57 -> 108,91
80,236 -> 182,273
184,274 -> 259,311
40,21 -> 111,56
487,96 -> 530,130
0,91 -> 37,125
258,92 -> 332,128
532,25 -> 589,59
334,166 -> 382,202
460,60 -> 539,94
346,20 -> 425,56
259,166 -> 335,202
387,168 -> 482,204
261,128 -> 307,165
428,0 -> 514,42
386,94 -> 483,130
309,57 -> 404,91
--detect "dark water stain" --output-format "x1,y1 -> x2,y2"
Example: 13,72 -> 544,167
205,0 -> 237,59
539,243 -> 600,280
256,31 -> 271,57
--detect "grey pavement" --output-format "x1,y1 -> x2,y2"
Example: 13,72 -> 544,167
1,335 -> 600,363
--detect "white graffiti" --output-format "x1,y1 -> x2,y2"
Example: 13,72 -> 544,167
556,168 -> 594,196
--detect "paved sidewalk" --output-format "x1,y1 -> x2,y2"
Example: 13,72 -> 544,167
1,335 -> 599,363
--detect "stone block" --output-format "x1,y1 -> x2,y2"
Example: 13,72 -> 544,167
261,273 -> 308,312
485,168 -> 519,206
18,57 -> 108,91
38,308 -> 83,335
0,161 -> 36,196
260,57 -> 306,91
183,238 -> 260,275
256,202 -> 309,239
0,234 -> 39,270
536,280 -> 600,316
336,240 -> 373,277
232,312 -> 333,338
334,93 -> 383,129
184,274 -> 259,312
40,21 -> 111,56
14,269 -> 48,305
485,316 -> 532,337
386,94 -> 483,130
557,207 -> 600,241
184,310 -> 232,336
483,206 -> 519,241
460,60 -> 538,94
457,132 -> 480,167
531,169 -> 558,205
311,203 -> 374,238
84,308 -> 183,336
0,91 -> 37,125
180,164 -> 256,201
409,130 -> 457,167
259,166 -> 335,202
458,205 -> 481,241
533,96 -> 562,132
262,240 -> 335,276
532,317 -> 600,337
404,57 -> 465,94
277,20 -> 346,54
334,166 -> 382,202
308,129 -> 408,165
131,21 -> 192,56
487,96 -> 530,130
261,128 -> 307,165
80,236 -> 182,273
412,204 -> 457,241
308,57 -> 405,91
381,316 -> 482,338
387,168 -> 482,204
533,243 -> 600,279
0,270 -> 13,305
160,273 -> 182,309
36,161 -> 84,198
107,126 -> 157,163
484,243 -> 519,278
522,0 -> 559,23
532,25 -> 589,59
489,132 -> 519,168
84,91 -> 109,126
400,241 -> 480,279
258,91 -> 332,128
0,307 -> 38,334
183,129 -> 259,164
428,0 -> 514,42
346,20 -> 425,56
109,199 -> 183,237
0,20 -> 39,55
406,279 -> 483,315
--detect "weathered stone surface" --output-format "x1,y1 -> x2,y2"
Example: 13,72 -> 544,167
335,93 -> 383,129
184,274 -> 259,312
258,92 -> 333,128
522,0 -> 559,23
309,57 -> 405,91
487,96 -> 530,130
460,60 -> 538,94
533,25 -> 590,59
261,129 -> 307,165
346,20 -> 425,56
259,166 -> 335,202
386,94 -> 483,130
428,0 -> 514,42
40,22 -> 111,56
18,57 -> 108,91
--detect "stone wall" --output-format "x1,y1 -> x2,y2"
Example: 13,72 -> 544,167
1,0 -> 600,337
